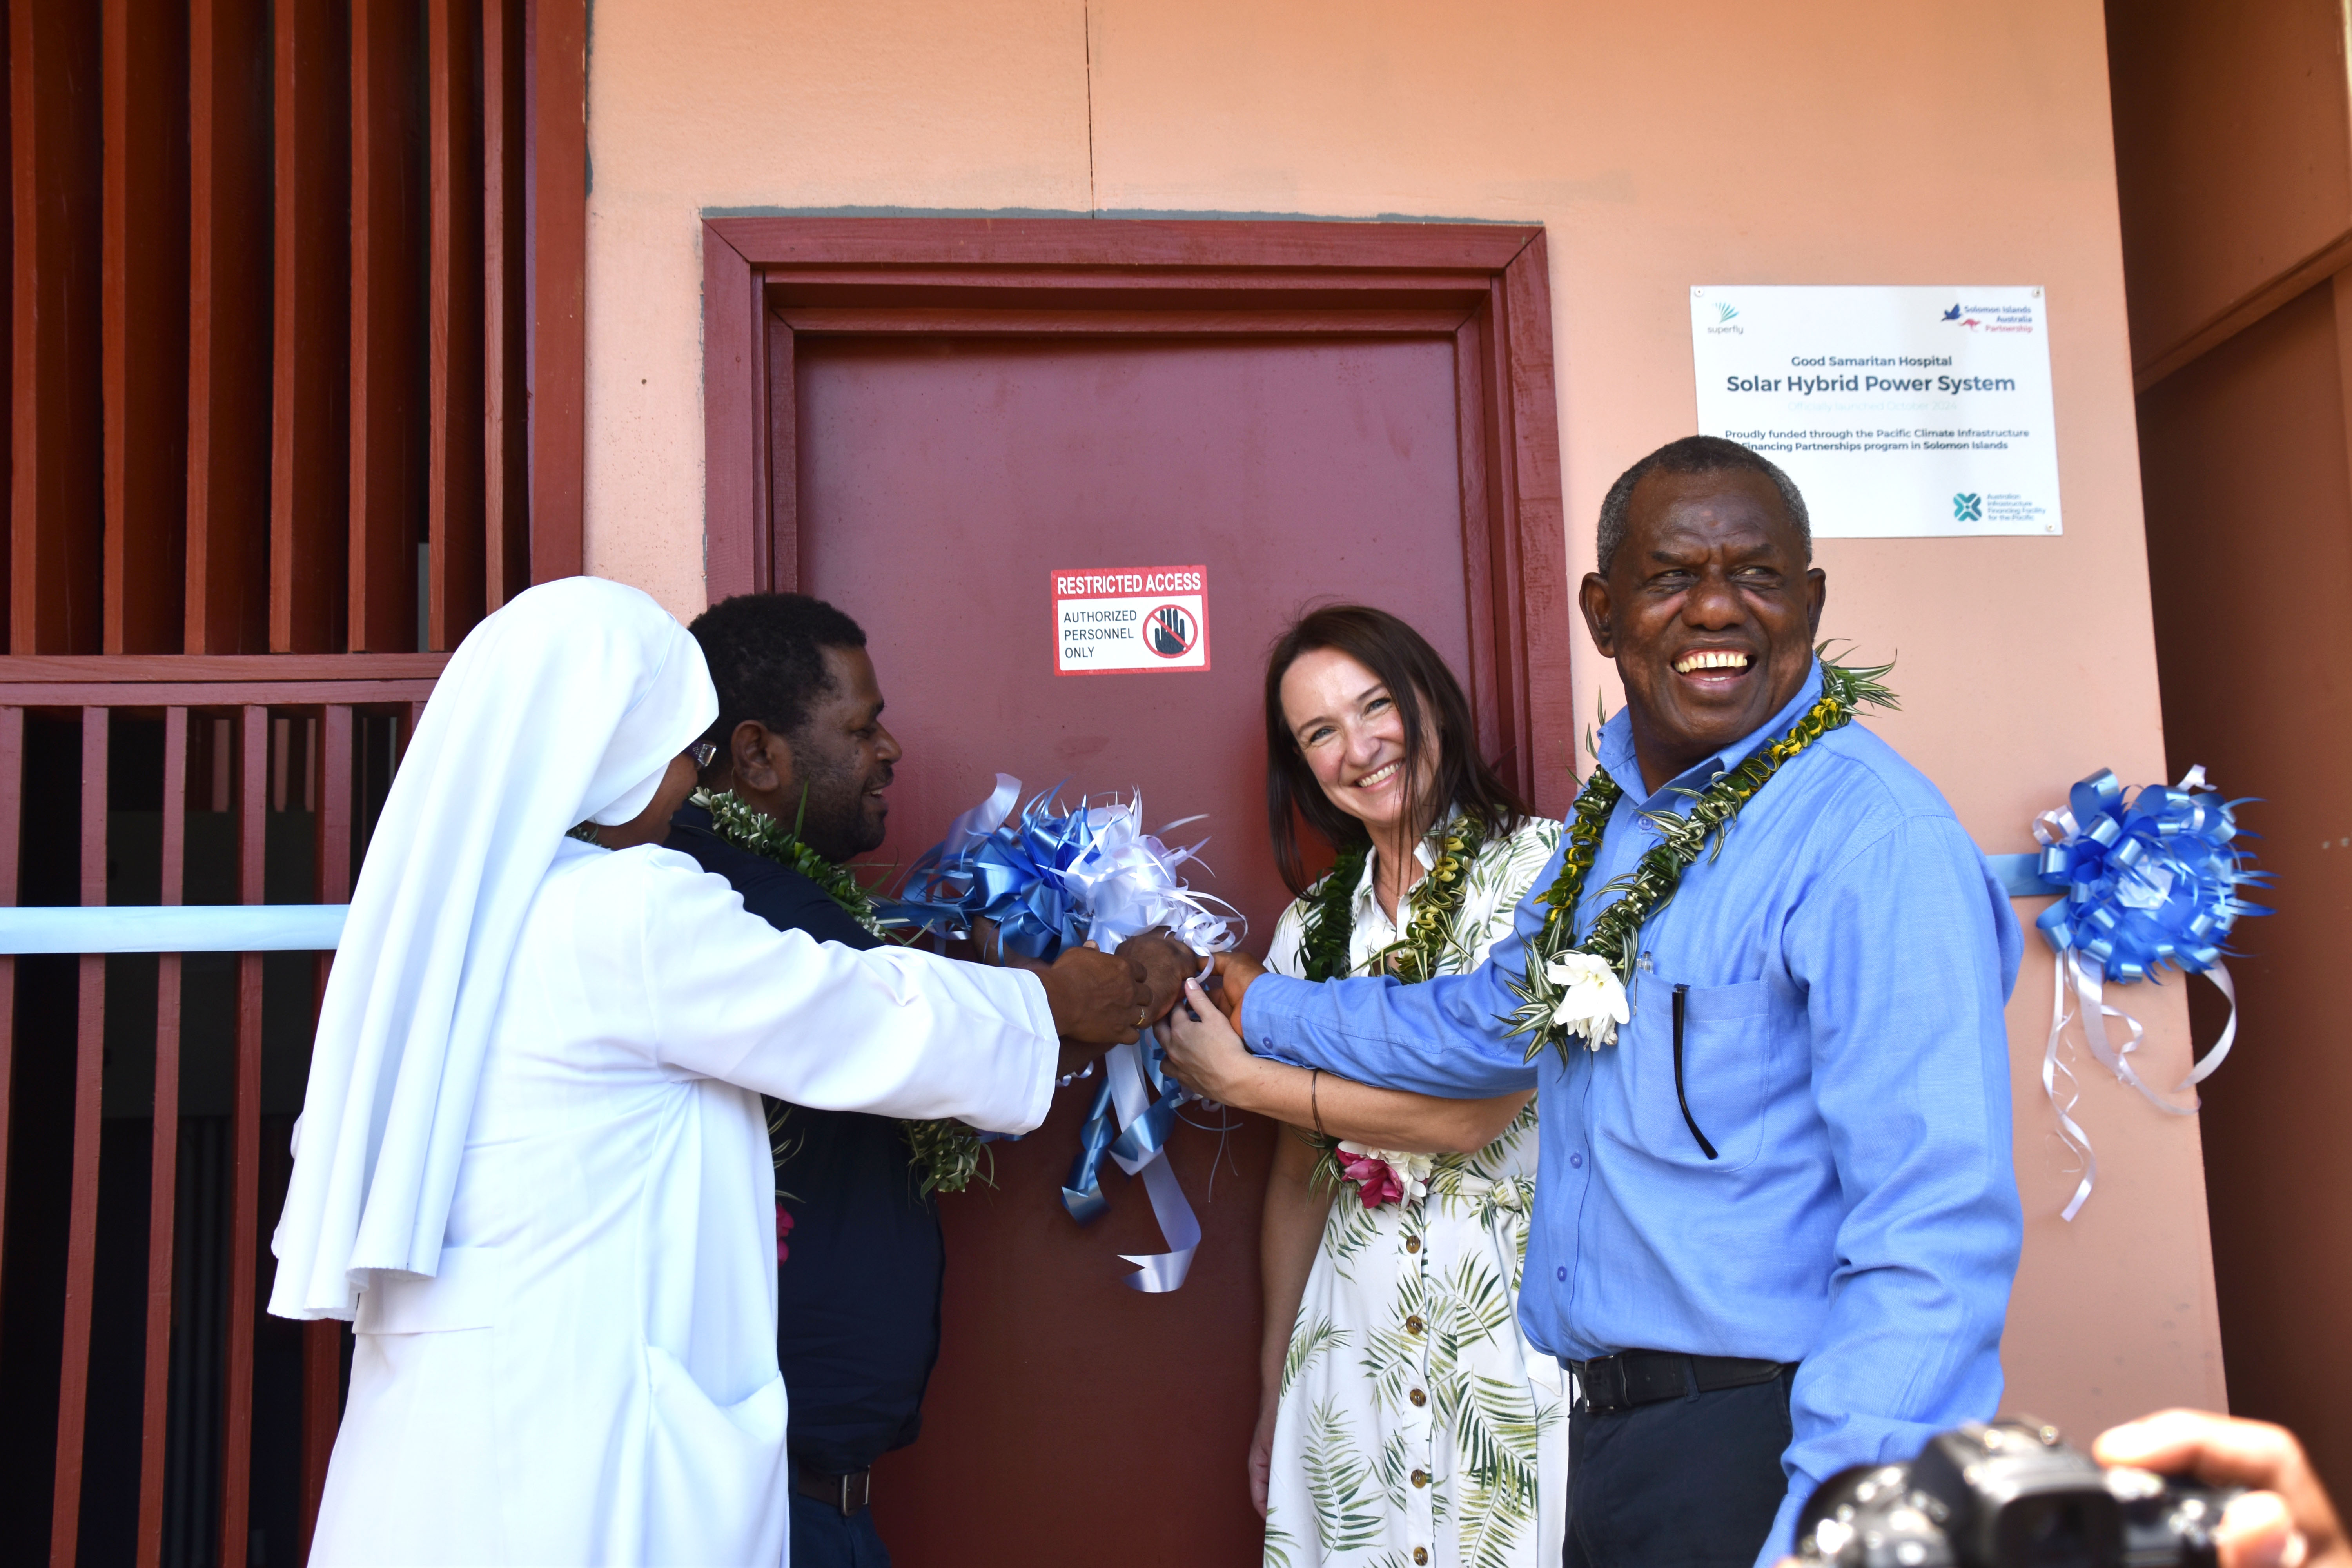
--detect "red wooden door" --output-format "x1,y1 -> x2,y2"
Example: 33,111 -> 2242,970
704,216 -> 1570,1566
800,333 -> 1477,1562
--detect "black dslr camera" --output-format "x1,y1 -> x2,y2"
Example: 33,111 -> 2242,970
1795,1419 -> 2239,1567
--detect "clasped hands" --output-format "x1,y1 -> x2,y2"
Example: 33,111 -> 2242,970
1149,950 -> 1269,1106
986,920 -> 1197,1077
1015,928 -> 1275,1093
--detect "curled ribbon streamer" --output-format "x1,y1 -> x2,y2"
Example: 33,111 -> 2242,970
889,775 -> 1228,1289
1060,1036 -> 1203,1290
880,777 -> 1242,960
2041,958 -> 2097,1222
1058,1040 -> 1200,1292
2028,764 -> 2270,1219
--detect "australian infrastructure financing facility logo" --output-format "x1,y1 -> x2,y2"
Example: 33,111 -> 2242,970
1952,492 -> 1983,523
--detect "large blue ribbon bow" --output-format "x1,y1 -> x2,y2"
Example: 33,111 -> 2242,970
878,774 -> 1241,960
882,775 -> 1237,1290
2028,765 -> 2270,1220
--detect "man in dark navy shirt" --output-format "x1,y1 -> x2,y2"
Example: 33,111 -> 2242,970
670,593 -> 1187,1568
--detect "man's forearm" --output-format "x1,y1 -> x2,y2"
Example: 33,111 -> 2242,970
1240,967 -> 1539,1098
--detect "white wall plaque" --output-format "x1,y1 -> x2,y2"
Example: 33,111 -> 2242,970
1690,285 -> 2062,537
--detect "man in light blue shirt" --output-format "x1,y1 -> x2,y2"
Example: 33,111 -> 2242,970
1175,436 -> 2023,1567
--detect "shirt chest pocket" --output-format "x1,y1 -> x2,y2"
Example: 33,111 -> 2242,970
1624,977 -> 1773,1172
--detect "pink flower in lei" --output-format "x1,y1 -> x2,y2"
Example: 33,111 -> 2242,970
1333,1140 -> 1433,1209
775,1202 -> 796,1264
1337,1151 -> 1406,1209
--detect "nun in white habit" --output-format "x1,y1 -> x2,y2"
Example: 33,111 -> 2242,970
270,578 -> 1089,1565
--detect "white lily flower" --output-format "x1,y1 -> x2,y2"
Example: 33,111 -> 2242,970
1544,951 -> 1630,1050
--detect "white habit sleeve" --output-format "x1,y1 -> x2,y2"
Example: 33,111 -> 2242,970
624,849 -> 1058,1134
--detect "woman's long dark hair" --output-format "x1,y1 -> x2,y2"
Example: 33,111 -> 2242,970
1263,605 -> 1527,895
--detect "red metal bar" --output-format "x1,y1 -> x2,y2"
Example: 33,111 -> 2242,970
135,707 -> 187,1566
349,0 -> 425,652
11,0 -> 105,654
427,0 -> 486,651
185,0 -> 273,655
219,704 -> 267,1568
270,0 -> 350,653
101,0 -> 190,655
0,650 -> 448,682
50,708 -> 111,1564
0,678 -> 442,708
301,703 -> 354,1551
482,0 -> 526,611
529,0 -> 588,582
0,705 -> 24,1312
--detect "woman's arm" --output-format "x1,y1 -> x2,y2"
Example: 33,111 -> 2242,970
1160,979 -> 1532,1154
1253,1125 -> 1332,1516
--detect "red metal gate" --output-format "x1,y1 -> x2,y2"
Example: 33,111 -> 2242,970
4,0 -> 585,1558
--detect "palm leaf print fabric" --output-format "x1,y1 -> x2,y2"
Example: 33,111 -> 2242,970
1261,816 -> 1565,1568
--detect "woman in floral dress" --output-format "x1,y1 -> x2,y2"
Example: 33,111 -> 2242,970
1171,606 -> 1565,1568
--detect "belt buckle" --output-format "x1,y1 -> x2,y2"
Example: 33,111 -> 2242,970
1582,1354 -> 1626,1415
838,1469 -> 870,1515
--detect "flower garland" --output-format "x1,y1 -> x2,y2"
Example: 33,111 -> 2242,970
691,788 -> 991,1197
1503,655 -> 1897,1066
1296,813 -> 1492,1207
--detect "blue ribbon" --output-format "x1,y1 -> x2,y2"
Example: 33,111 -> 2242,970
1061,1075 -> 1118,1222
878,775 -> 1241,959
2029,766 -> 2270,983
880,777 -> 1101,959
2024,765 -> 2272,1221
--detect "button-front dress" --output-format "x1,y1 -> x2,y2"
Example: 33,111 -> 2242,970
1260,816 -> 1566,1568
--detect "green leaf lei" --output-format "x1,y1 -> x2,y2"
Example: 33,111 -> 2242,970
1298,814 -> 1492,985
691,788 -> 991,1197
1296,813 -> 1492,1190
1503,653 -> 1897,1067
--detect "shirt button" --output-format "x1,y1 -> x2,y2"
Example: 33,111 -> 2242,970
1415,1550 -> 1429,1566
1555,1265 -> 1567,1281
1569,1152 -> 1584,1169
1405,1236 -> 1421,1254
1412,1469 -> 1430,1488
1259,1037 -> 1274,1050
1410,1388 -> 1427,1407
1406,1315 -> 1424,1335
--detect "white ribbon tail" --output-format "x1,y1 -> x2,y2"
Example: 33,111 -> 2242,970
2174,959 -> 2238,1091
2071,952 -> 2197,1117
2044,955 -> 2097,1222
1102,1041 -> 1200,1293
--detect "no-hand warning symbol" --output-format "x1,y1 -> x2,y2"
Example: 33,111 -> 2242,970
1052,565 -> 1211,675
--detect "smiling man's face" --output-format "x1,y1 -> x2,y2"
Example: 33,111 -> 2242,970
1579,465 -> 1826,793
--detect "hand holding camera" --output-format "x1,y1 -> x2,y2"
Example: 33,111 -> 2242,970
1791,1411 -> 2345,1568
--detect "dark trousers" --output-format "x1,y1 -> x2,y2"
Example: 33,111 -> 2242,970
788,1491 -> 893,1568
1563,1365 -> 1794,1568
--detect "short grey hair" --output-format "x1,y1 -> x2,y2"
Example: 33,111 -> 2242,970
1595,436 -> 1812,575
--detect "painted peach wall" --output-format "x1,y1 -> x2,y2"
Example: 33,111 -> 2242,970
584,0 -> 2226,1440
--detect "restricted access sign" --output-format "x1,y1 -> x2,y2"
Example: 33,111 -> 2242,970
1052,565 -> 1210,675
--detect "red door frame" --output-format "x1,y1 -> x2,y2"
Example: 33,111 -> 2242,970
701,216 -> 1575,818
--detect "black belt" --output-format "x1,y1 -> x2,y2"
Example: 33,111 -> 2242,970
794,1464 -> 872,1515
1566,1350 -> 1790,1416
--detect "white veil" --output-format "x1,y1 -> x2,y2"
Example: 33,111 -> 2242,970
269,577 -> 718,1320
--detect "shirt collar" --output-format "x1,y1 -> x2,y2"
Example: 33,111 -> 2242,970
1350,815 -> 1448,911
1594,658 -> 1826,806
